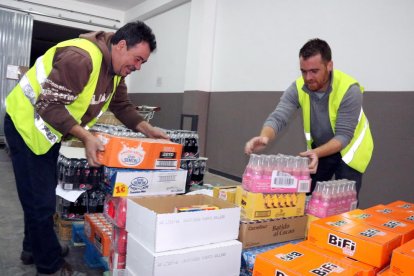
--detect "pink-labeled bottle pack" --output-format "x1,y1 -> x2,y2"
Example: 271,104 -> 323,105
242,154 -> 311,193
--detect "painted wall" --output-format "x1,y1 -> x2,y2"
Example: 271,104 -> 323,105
212,0 -> 414,92
126,2 -> 191,93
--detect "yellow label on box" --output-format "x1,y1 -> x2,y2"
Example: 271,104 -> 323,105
235,186 -> 306,220
113,182 -> 129,197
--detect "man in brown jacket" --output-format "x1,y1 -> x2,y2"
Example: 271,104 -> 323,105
4,21 -> 167,275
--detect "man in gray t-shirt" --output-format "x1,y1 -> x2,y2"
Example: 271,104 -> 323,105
245,38 -> 373,197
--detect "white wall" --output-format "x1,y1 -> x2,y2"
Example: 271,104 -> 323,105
4,0 -> 414,92
212,0 -> 414,92
1,0 -> 124,31
126,2 -> 191,93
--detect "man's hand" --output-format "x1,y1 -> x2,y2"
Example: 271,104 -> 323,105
299,150 -> 319,174
69,124 -> 103,167
244,136 -> 270,155
137,121 -> 169,140
83,135 -> 104,167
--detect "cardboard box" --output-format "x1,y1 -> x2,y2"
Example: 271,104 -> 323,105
307,215 -> 402,267
235,186 -> 306,220
387,200 -> 414,212
95,132 -> 182,169
390,238 -> 414,275
301,241 -> 378,276
306,214 -> 321,238
126,194 -> 240,252
238,215 -> 307,249
253,242 -> 367,276
57,217 -> 73,241
213,185 -> 238,204
365,205 -> 414,225
103,167 -> 186,197
342,209 -> 414,244
241,240 -> 302,273
376,267 -> 393,275
126,234 -> 242,276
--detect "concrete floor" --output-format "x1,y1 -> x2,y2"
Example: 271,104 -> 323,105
0,147 -> 240,275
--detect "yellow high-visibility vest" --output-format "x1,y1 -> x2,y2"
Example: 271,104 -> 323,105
6,38 -> 121,154
296,69 -> 373,173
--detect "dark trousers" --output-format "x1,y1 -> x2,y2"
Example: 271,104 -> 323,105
4,114 -> 63,274
310,152 -> 363,199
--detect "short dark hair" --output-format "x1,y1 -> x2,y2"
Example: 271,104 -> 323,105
111,21 -> 157,52
299,38 -> 331,62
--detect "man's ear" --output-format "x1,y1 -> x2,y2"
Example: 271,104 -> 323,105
327,60 -> 333,71
114,39 -> 127,50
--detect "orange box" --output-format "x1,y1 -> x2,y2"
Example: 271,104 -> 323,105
387,200 -> 414,212
342,209 -> 414,244
94,223 -> 113,257
84,213 -> 105,242
390,239 -> 414,275
307,215 -> 402,267
253,241 -> 373,276
95,132 -> 182,169
377,266 -> 393,275
364,205 -> 414,225
300,241 -> 378,276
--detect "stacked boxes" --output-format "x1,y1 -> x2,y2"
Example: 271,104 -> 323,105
228,154 -> 310,274
342,209 -> 414,244
389,238 -> 414,275
103,196 -> 128,271
83,213 -> 113,257
306,215 -> 402,267
93,132 -> 185,274
125,194 -> 242,276
253,241 -> 377,276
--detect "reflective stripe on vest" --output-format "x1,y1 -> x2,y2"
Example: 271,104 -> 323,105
6,38 -> 121,154
296,69 -> 373,173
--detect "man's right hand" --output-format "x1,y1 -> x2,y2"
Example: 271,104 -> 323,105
244,136 -> 270,155
69,124 -> 103,167
82,134 -> 104,167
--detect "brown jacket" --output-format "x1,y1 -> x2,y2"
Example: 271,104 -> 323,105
35,31 -> 143,137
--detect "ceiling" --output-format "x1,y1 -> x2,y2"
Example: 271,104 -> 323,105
72,0 -> 146,11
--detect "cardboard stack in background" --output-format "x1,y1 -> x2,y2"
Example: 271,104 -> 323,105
125,194 -> 242,276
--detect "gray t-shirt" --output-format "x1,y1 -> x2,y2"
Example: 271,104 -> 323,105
263,73 -> 363,149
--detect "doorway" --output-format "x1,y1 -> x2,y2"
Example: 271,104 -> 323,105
31,21 -> 91,66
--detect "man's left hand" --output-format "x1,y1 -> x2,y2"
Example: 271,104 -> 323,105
137,121 -> 169,140
299,150 -> 319,174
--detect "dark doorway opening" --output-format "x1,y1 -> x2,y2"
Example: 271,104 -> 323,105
30,21 -> 91,66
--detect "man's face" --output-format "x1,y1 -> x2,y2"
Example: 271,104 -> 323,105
112,40 -> 151,77
299,54 -> 332,92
